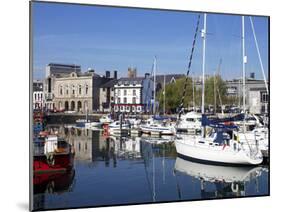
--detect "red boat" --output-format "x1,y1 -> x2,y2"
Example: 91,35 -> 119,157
33,135 -> 75,174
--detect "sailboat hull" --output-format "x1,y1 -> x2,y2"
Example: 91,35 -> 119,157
175,137 -> 263,166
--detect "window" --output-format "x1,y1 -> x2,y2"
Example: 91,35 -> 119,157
132,97 -> 136,104
133,89 -> 136,96
79,85 -> 82,95
72,85 -> 75,95
60,86 -> 63,95
85,85 -> 89,95
124,97 -> 127,103
261,92 -> 268,103
66,85 -> 69,95
124,90 -> 127,95
118,97 -> 121,103
118,89 -> 120,96
103,88 -> 105,91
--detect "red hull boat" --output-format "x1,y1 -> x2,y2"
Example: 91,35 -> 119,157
33,136 -> 75,174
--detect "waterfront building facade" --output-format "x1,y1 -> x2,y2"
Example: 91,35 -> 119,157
99,79 -> 117,112
52,71 -> 95,113
33,80 -> 44,110
113,73 -> 153,114
193,72 -> 268,114
225,78 -> 268,114
43,63 -> 115,113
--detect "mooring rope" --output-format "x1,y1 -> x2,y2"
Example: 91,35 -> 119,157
178,14 -> 201,120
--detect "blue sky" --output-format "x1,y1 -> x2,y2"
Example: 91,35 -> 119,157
32,2 -> 269,80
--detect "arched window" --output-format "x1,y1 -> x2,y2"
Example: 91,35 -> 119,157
65,85 -> 69,95
72,85 -> 75,95
60,86 -> 63,95
85,85 -> 89,95
78,85 -> 82,95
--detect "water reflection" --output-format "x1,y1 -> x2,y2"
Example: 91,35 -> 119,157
174,157 -> 268,199
33,170 -> 75,210
34,125 -> 268,210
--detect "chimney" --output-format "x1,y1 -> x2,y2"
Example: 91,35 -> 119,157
105,71 -> 110,78
114,70 -> 117,79
250,72 -> 255,79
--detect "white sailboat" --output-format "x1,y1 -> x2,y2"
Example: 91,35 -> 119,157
174,14 -> 263,165
233,17 -> 268,157
140,57 -> 176,135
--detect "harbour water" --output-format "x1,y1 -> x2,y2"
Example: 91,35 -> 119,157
33,125 -> 269,211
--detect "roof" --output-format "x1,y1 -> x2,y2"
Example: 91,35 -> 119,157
156,74 -> 185,83
101,79 -> 118,88
54,71 -> 100,78
48,63 -> 81,69
117,77 -> 145,85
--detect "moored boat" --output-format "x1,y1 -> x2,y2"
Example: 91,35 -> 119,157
175,120 -> 263,165
176,111 -> 202,134
140,117 -> 176,135
33,135 -> 75,174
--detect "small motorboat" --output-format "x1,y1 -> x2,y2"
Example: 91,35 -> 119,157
140,117 -> 176,135
33,135 -> 75,174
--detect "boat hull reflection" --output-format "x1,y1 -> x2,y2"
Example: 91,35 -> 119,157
174,157 -> 267,198
34,169 -> 75,195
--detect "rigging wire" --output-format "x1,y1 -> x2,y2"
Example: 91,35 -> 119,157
178,14 -> 201,120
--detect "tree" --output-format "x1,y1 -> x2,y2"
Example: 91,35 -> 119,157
156,75 -> 231,113
157,77 -> 193,113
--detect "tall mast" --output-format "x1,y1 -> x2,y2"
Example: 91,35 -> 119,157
201,13 -> 207,115
214,72 -> 216,114
153,56 -> 157,114
163,74 -> 166,115
192,74 -> 195,111
242,16 -> 246,132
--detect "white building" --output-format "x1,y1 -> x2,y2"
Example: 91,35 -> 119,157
113,73 -> 153,114
33,81 -> 44,110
